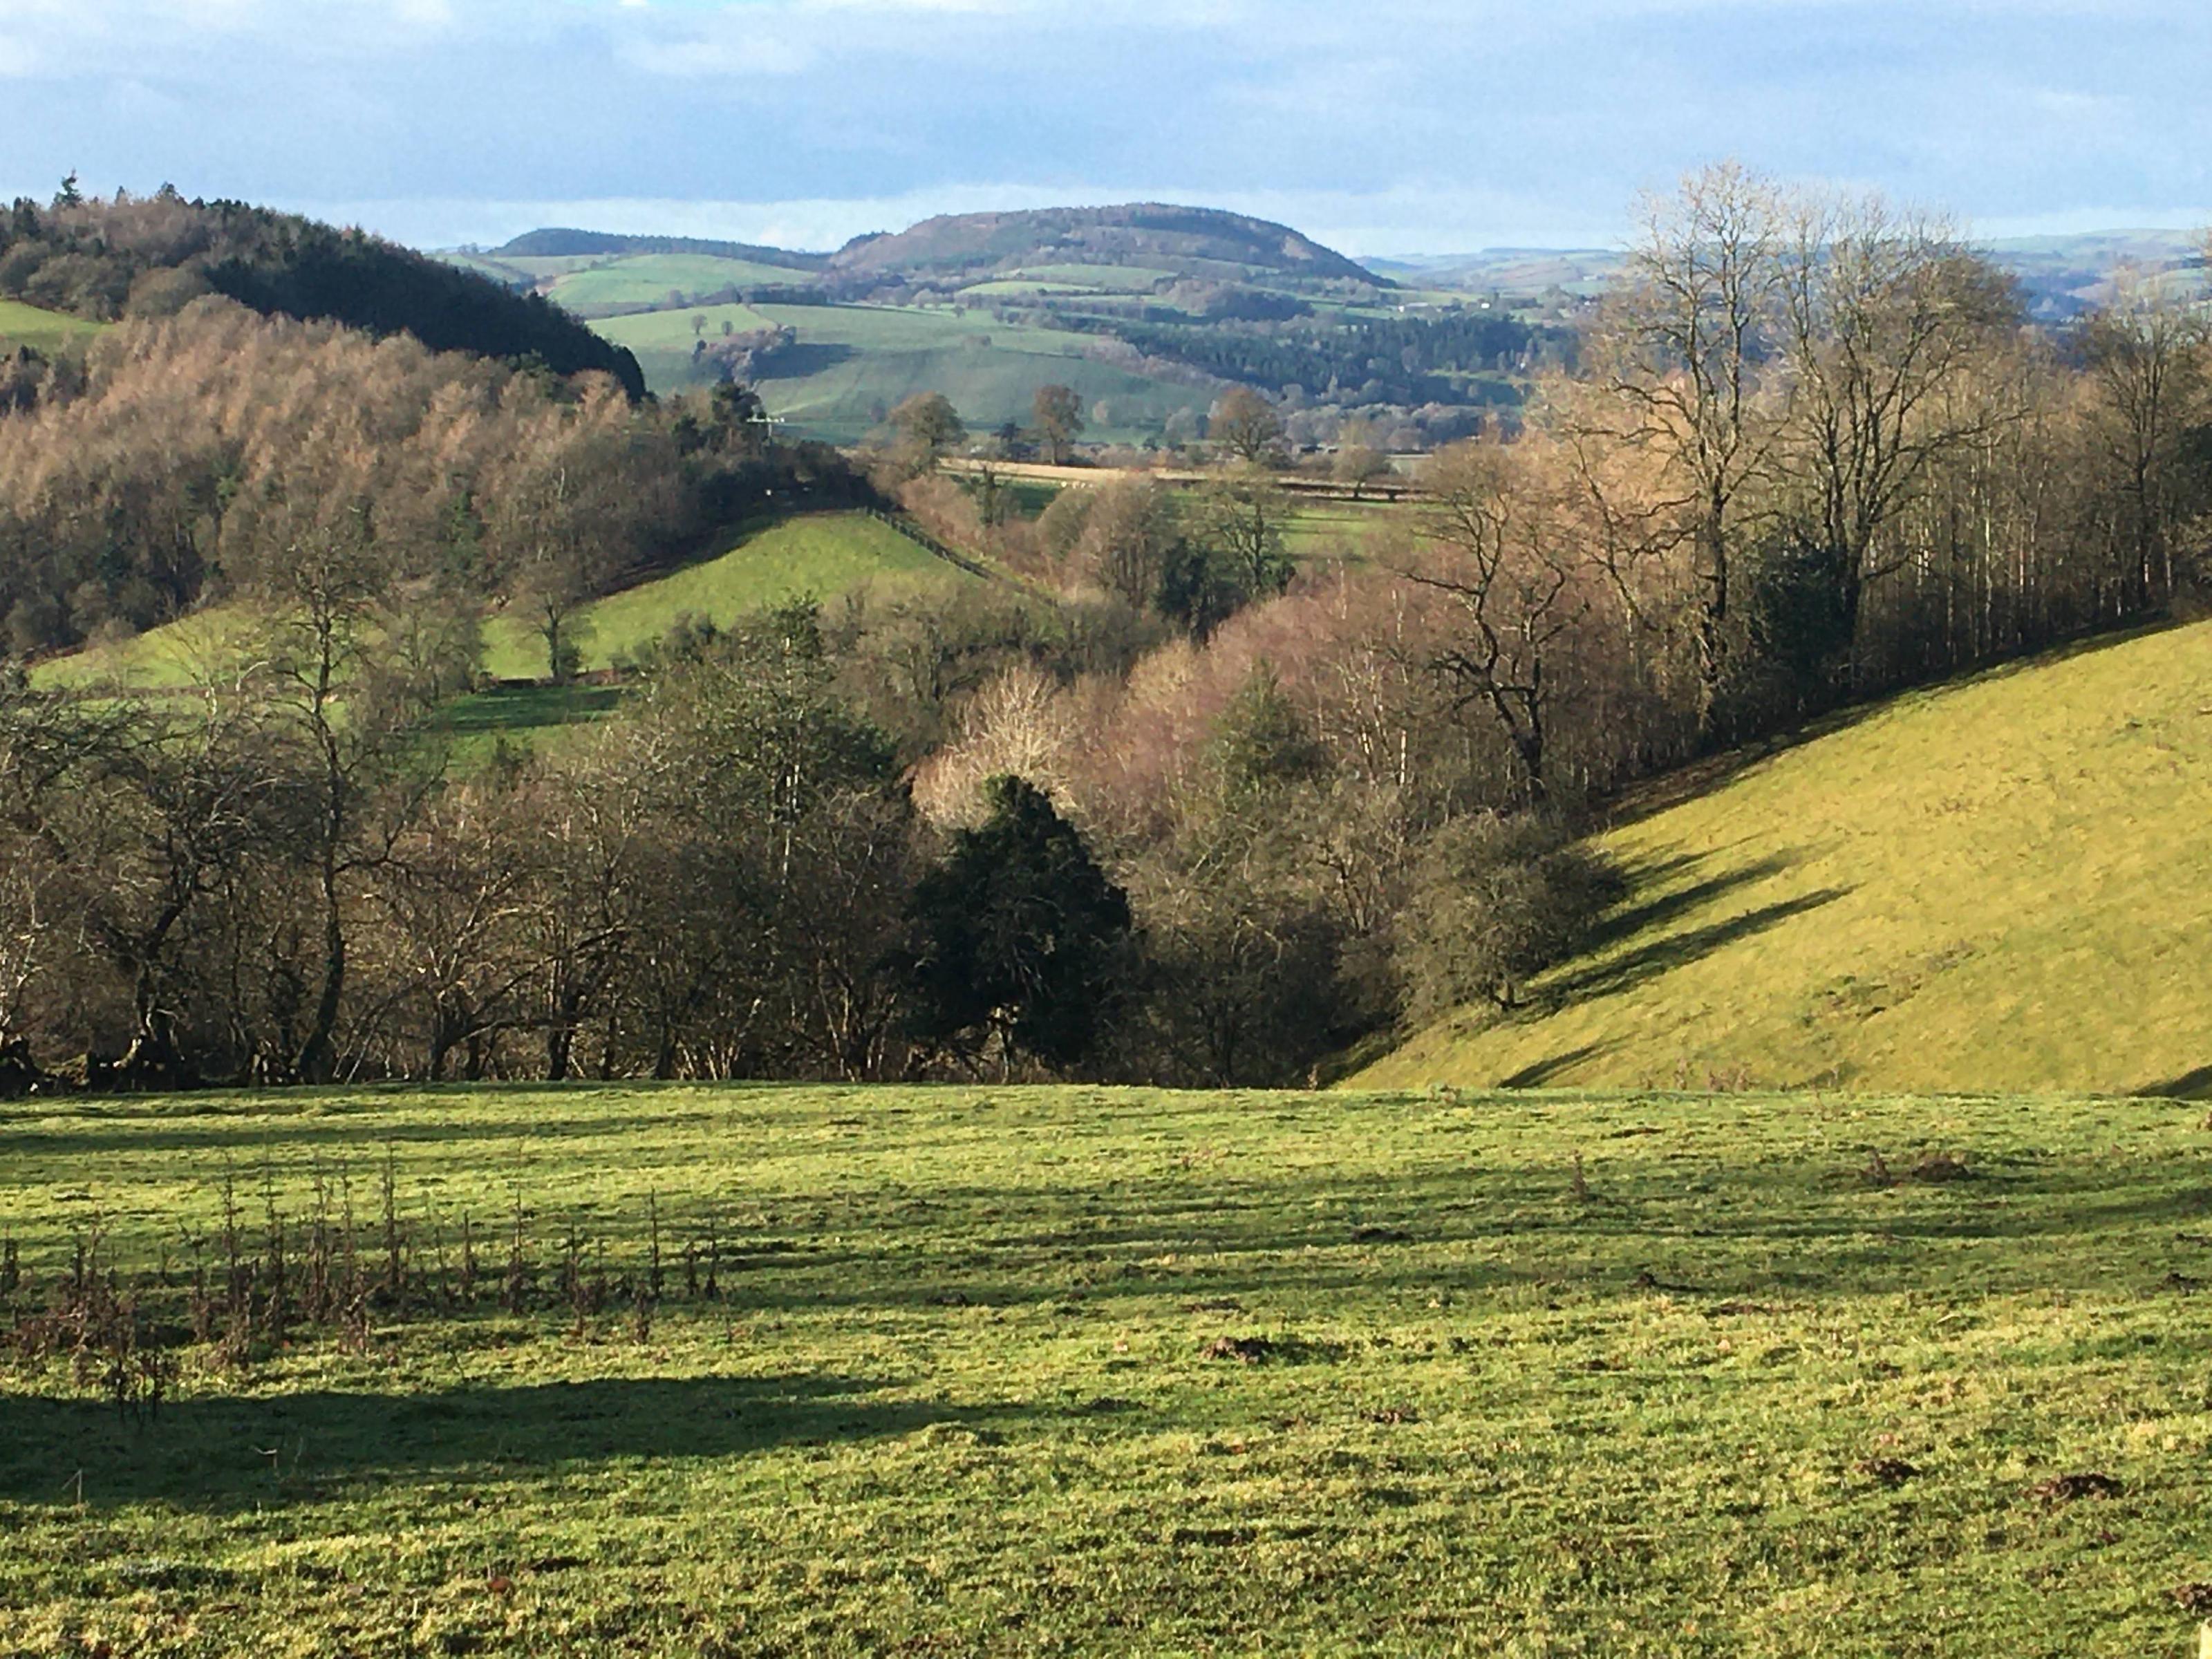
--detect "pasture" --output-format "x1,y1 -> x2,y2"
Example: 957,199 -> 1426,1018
1365,618 -> 2212,1099
3,1082 -> 2209,1656
547,255 -> 821,313
0,299 -> 105,353
478,510 -> 975,682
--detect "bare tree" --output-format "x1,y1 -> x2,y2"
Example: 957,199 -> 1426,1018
1580,161 -> 1788,742
1400,442 -> 1588,804
1774,190 -> 2021,686
2079,262 -> 2211,609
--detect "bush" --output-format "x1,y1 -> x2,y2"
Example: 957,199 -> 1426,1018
1398,814 -> 1622,1020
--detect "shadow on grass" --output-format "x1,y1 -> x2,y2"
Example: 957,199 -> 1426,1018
439,684 -> 626,736
2139,1065 -> 2212,1100
1548,886 -> 1853,1005
0,1371 -> 1002,1510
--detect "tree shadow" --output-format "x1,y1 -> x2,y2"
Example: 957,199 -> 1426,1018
2138,1065 -> 2212,1100
753,342 -> 854,379
1548,886 -> 1853,1005
1499,1044 -> 1617,1088
0,1372 -> 1005,1510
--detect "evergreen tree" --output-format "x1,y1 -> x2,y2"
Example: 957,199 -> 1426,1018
905,776 -> 1132,1073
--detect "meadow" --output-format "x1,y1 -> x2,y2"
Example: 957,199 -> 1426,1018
1364,618 -> 2212,1099
0,299 -> 105,353
3,1081 -> 2210,1656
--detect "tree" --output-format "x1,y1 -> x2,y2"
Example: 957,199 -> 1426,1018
888,393 -> 966,474
1076,476 -> 1179,610
904,776 -> 1132,1074
1402,440 -> 1588,805
1579,162 -> 1788,743
1398,814 -> 1620,1016
1774,191 -> 2019,691
2079,265 -> 2211,610
1210,387 -> 1285,465
1033,384 -> 1085,466
1193,471 -> 1295,603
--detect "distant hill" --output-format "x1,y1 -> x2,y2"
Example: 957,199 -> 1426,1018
494,228 -> 828,272
0,192 -> 646,397
1360,619 -> 2212,1098
827,204 -> 1389,289
1374,229 -> 2209,317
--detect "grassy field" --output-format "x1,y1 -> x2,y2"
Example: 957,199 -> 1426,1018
548,255 -> 821,313
32,513 -> 970,720
0,299 -> 106,352
592,299 -> 1213,436
1364,619 -> 2212,1098
479,511 -> 975,682
3,1081 -> 2211,1655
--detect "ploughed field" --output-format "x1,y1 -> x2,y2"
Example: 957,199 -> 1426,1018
3,1084 -> 2210,1656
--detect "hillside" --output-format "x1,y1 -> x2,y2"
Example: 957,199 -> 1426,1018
34,510 -> 970,700
493,228 -> 827,271
0,192 -> 644,396
827,203 -> 1387,288
0,298 -> 105,352
1363,620 -> 2212,1097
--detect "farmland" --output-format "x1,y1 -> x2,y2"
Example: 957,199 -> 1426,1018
3,1081 -> 2210,1656
1364,617 -> 2212,1100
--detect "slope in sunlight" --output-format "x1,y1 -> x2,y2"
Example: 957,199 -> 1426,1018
1362,620 -> 2212,1097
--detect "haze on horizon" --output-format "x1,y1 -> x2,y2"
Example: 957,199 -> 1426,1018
1,0 -> 2208,257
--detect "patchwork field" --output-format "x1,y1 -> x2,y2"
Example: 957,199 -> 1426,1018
3,1082 -> 2210,1656
545,254 -> 822,313
588,297 -> 1214,438
1365,619 -> 2212,1098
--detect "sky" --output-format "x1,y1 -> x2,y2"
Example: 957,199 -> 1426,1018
1,0 -> 2208,257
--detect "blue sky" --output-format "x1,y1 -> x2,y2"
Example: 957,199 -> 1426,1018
1,0 -> 2206,255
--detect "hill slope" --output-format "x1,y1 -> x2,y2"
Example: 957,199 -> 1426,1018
1362,620 -> 2212,1096
828,203 -> 1386,288
0,194 -> 644,395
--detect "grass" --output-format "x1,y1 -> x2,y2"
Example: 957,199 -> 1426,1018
1363,619 -> 2212,1098
0,299 -> 106,353
478,511 -> 975,681
4,1080 -> 2212,1655
548,255 -> 821,312
30,515 -> 971,751
590,299 -> 1213,436
590,303 -> 775,350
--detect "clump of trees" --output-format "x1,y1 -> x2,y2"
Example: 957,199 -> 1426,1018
0,299 -> 861,659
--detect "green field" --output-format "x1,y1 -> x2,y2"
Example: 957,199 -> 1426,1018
32,513 -> 971,715
480,511 -> 975,682
3,1081 -> 2210,1655
592,299 -> 1214,438
548,255 -> 821,313
1365,619 -> 2212,1098
0,298 -> 106,352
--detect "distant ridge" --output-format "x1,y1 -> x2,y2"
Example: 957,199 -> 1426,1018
496,228 -> 827,272
826,203 -> 1390,288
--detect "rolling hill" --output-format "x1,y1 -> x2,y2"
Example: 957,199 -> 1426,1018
827,203 -> 1387,289
1361,618 -> 2212,1097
